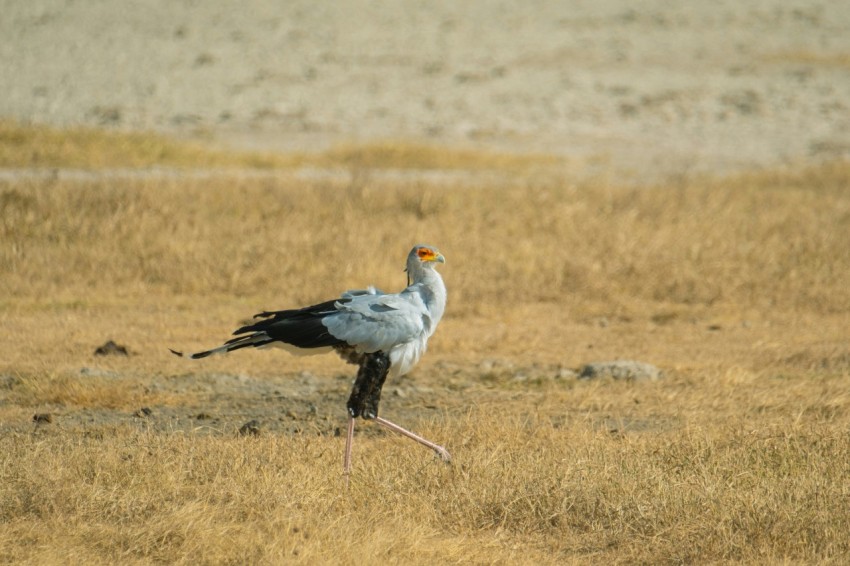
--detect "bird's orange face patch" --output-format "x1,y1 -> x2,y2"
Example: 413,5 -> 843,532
414,246 -> 445,264
417,247 -> 436,261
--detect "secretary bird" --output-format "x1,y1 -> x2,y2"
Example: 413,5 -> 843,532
170,244 -> 450,482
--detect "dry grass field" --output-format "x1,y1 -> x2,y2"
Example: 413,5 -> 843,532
1,124 -> 850,564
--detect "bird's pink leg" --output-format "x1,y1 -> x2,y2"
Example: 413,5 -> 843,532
373,416 -> 451,463
343,415 -> 355,487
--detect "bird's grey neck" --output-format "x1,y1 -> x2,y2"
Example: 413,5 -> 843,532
410,266 -> 444,291
410,268 -> 446,327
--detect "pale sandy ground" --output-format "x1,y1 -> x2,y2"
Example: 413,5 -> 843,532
2,0 -> 850,180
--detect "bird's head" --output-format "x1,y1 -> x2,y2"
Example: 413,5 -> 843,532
406,244 -> 445,283
413,245 -> 445,265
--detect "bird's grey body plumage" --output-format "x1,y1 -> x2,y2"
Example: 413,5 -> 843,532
175,246 -> 446,383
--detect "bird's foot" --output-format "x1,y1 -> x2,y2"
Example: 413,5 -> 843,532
432,444 -> 452,463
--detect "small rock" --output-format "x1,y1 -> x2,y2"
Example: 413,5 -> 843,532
195,412 -> 213,420
94,340 -> 129,356
134,407 -> 152,418
239,420 -> 261,436
578,361 -> 662,381
33,413 -> 53,424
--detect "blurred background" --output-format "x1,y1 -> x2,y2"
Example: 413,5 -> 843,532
3,0 -> 849,180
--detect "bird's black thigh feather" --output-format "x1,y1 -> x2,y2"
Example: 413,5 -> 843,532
347,352 -> 390,419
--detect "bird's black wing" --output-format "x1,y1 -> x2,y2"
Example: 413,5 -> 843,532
229,299 -> 347,349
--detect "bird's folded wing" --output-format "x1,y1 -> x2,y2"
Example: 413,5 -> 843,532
340,285 -> 384,299
323,293 -> 427,353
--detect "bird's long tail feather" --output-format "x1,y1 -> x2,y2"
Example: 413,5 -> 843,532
169,332 -> 273,359
170,300 -> 345,360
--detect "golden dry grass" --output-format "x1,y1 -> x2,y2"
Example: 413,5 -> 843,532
1,125 -> 850,563
0,120 -> 559,172
0,120 -> 280,169
3,409 -> 849,564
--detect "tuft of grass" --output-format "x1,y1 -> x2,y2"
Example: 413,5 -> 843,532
0,121 -> 563,172
318,140 -> 562,171
0,120 -> 285,169
762,50 -> 850,68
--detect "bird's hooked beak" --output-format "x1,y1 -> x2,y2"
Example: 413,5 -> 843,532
419,248 -> 446,264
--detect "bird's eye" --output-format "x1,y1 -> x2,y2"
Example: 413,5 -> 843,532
417,248 -> 430,258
